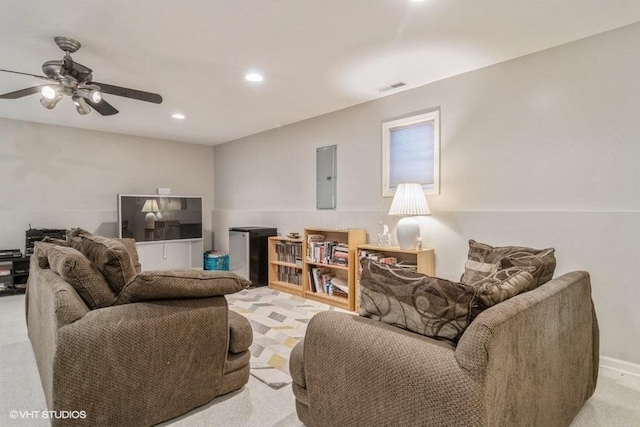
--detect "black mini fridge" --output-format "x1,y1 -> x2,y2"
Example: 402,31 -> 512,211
229,226 -> 278,287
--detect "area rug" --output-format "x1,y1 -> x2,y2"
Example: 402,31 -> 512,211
226,287 -> 350,389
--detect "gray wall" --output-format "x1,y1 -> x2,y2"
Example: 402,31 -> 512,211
214,23 -> 640,365
0,118 -> 214,250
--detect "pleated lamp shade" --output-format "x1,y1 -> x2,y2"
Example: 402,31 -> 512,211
388,183 -> 430,216
388,183 -> 430,250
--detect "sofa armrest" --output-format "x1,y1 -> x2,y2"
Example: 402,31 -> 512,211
53,297 -> 230,426
228,310 -> 252,353
455,271 -> 598,426
298,311 -> 485,427
27,266 -> 91,412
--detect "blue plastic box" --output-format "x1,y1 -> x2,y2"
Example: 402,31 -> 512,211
204,252 -> 229,271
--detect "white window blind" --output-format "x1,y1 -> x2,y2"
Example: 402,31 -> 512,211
382,110 -> 440,196
389,121 -> 434,190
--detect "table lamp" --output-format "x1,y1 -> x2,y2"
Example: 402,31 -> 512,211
388,183 -> 430,249
142,199 -> 160,229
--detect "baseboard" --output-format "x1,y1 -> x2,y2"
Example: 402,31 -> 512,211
600,356 -> 640,377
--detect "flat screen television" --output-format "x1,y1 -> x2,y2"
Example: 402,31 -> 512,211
118,194 -> 203,243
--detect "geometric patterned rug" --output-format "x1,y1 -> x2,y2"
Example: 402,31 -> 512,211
226,287 -> 351,389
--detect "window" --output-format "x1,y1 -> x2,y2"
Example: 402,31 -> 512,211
382,110 -> 440,197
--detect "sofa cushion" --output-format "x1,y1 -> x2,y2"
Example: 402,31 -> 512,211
359,258 -> 477,342
471,266 -> 534,308
46,244 -> 116,309
116,270 -> 251,305
461,239 -> 556,289
69,230 -> 136,293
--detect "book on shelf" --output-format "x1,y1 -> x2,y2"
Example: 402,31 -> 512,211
307,239 -> 351,267
277,265 -> 302,286
360,249 -> 424,269
396,261 -> 418,269
275,240 -> 303,264
359,250 -> 397,265
308,265 -> 348,298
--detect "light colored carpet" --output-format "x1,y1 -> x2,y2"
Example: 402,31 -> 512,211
226,287 -> 350,389
2,292 -> 640,426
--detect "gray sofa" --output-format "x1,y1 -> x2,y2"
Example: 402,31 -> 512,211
291,271 -> 599,426
26,234 -> 253,427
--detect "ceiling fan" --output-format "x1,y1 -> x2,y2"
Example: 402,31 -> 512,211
0,36 -> 163,116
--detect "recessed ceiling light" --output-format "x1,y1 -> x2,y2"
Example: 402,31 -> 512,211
171,113 -> 186,119
245,73 -> 264,82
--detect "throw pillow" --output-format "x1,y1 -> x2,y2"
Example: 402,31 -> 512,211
116,270 -> 251,305
72,231 -> 137,293
46,244 -> 116,309
115,238 -> 142,274
33,241 -> 54,269
500,252 -> 555,290
66,227 -> 90,248
42,236 -> 69,246
471,266 -> 535,308
359,258 -> 477,342
461,239 -> 556,289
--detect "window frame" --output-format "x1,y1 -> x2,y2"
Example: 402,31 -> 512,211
382,110 -> 440,197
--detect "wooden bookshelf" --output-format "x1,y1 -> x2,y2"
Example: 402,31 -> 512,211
303,228 -> 367,311
356,244 -> 435,276
356,244 -> 435,311
268,236 -> 304,297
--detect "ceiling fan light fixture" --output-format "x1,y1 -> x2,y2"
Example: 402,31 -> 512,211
41,85 -> 57,100
90,90 -> 102,103
72,95 -> 91,115
40,94 -> 62,109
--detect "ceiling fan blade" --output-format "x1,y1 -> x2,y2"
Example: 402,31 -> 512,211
85,96 -> 119,116
0,85 -> 46,99
0,68 -> 55,82
92,82 -> 163,104
62,60 -> 93,83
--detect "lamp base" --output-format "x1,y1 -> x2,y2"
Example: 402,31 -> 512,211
145,212 -> 157,229
396,217 -> 420,250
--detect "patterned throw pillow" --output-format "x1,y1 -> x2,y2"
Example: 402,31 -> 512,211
116,270 -> 251,305
359,258 -> 477,342
68,229 -> 136,293
46,244 -> 116,309
461,240 -> 556,290
471,266 -> 534,308
500,253 -> 555,290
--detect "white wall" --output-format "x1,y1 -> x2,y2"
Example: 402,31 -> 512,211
0,118 -> 214,251
214,23 -> 640,365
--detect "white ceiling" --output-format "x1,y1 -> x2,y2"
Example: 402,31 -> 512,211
1,1 -> 639,146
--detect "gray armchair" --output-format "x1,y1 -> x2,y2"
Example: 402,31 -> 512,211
291,272 -> 599,426
27,239 -> 253,427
